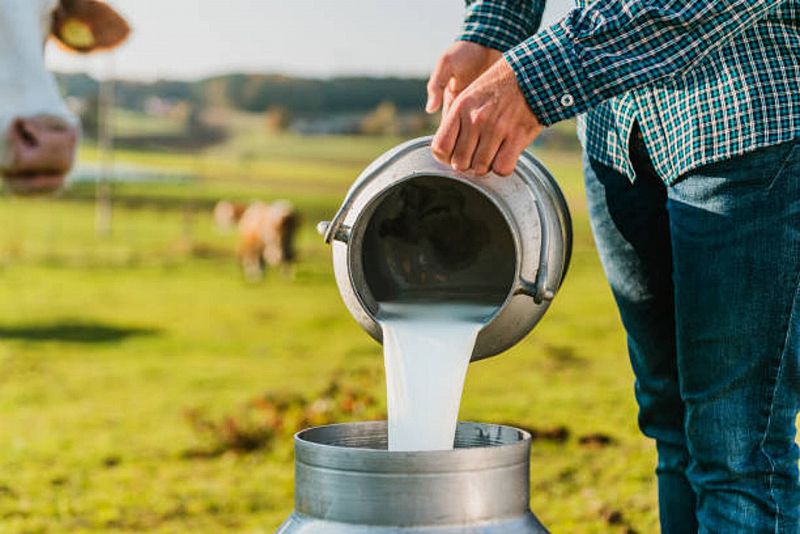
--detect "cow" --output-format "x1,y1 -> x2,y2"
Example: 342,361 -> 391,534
213,200 -> 248,232
0,0 -> 129,196
237,200 -> 300,281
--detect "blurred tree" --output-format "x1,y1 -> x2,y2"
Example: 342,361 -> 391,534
57,72 -> 427,117
204,77 -> 229,109
360,101 -> 398,136
397,112 -> 436,137
264,106 -> 292,134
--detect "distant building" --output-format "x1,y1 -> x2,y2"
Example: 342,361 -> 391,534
292,114 -> 362,136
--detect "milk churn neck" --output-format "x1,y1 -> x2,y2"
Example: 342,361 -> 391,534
321,137 -> 437,246
319,136 -> 573,361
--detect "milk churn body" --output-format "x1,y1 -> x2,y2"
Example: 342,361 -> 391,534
277,422 -> 549,533
320,137 -> 572,360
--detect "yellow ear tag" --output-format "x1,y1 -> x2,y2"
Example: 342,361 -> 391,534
60,18 -> 95,49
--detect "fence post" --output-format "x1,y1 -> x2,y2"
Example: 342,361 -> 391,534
96,56 -> 115,237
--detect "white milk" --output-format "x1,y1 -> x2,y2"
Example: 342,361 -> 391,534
377,299 -> 497,452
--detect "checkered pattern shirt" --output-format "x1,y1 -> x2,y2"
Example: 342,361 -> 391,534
459,0 -> 800,184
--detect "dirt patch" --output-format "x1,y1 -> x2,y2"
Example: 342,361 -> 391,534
500,423 -> 570,443
578,432 -> 617,449
598,505 -> 639,534
183,367 -> 385,458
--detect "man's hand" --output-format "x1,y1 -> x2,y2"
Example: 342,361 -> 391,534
426,41 -> 502,117
431,59 -> 543,177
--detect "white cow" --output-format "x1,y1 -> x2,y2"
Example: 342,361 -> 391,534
0,0 -> 129,195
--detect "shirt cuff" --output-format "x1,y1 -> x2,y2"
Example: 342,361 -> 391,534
503,19 -> 597,126
459,1 -> 539,52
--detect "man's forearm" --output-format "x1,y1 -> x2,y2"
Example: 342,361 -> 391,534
505,0 -> 788,126
460,0 -> 546,52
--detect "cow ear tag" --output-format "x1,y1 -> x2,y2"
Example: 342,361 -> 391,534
58,18 -> 96,50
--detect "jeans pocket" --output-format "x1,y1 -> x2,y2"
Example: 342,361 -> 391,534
692,140 -> 800,189
767,141 -> 800,190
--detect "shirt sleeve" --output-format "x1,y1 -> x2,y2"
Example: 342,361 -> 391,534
459,0 -> 546,52
504,0 -> 790,126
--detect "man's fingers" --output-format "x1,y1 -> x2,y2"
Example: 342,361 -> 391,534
431,110 -> 460,164
451,114 -> 480,172
445,76 -> 474,117
426,57 -> 452,113
491,138 -> 528,176
470,132 -> 504,176
443,87 -> 457,117
448,76 -> 467,94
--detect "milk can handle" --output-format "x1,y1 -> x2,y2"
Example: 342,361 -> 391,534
515,195 -> 556,305
512,151 -> 572,306
320,137 -> 435,245
316,220 -> 350,244
516,274 -> 556,305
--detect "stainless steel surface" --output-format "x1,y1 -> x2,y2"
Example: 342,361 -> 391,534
277,421 -> 548,533
323,137 -> 434,245
321,136 -> 572,360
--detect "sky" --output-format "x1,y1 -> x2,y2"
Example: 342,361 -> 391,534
47,0 -> 575,81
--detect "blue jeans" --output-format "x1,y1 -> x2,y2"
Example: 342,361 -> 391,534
584,136 -> 800,533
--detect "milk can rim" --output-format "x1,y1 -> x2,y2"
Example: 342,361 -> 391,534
344,170 -> 522,334
293,421 -> 532,473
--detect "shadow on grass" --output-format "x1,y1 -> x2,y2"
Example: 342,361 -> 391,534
0,321 -> 160,344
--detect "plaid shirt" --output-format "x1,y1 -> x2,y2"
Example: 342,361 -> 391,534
459,0 -> 800,184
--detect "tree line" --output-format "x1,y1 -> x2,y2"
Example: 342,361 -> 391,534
56,73 -> 428,117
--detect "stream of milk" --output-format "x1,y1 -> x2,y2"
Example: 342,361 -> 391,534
377,299 -> 497,451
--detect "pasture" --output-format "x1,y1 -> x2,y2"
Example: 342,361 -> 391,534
0,134 -> 659,533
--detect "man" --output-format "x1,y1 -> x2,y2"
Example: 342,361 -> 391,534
426,1 -> 799,532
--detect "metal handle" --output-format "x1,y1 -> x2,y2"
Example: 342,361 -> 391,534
516,276 -> 556,305
511,151 -> 571,306
317,221 -> 351,244
322,136 -> 434,244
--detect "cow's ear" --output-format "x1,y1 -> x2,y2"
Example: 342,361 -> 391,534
52,0 -> 130,54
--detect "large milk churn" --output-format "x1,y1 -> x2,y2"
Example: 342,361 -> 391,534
318,136 -> 572,360
277,421 -> 549,533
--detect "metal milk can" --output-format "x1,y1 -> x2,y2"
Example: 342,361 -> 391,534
318,136 -> 572,360
277,421 -> 548,533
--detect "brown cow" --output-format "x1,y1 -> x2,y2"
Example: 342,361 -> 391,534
0,0 -> 129,196
213,200 -> 248,232
237,200 -> 300,281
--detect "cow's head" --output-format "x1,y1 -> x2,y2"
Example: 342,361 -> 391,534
0,0 -> 129,196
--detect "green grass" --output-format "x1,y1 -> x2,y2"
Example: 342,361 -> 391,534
112,109 -> 185,138
0,135 -> 658,533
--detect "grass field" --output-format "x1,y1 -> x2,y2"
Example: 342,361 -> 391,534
0,134 -> 659,533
